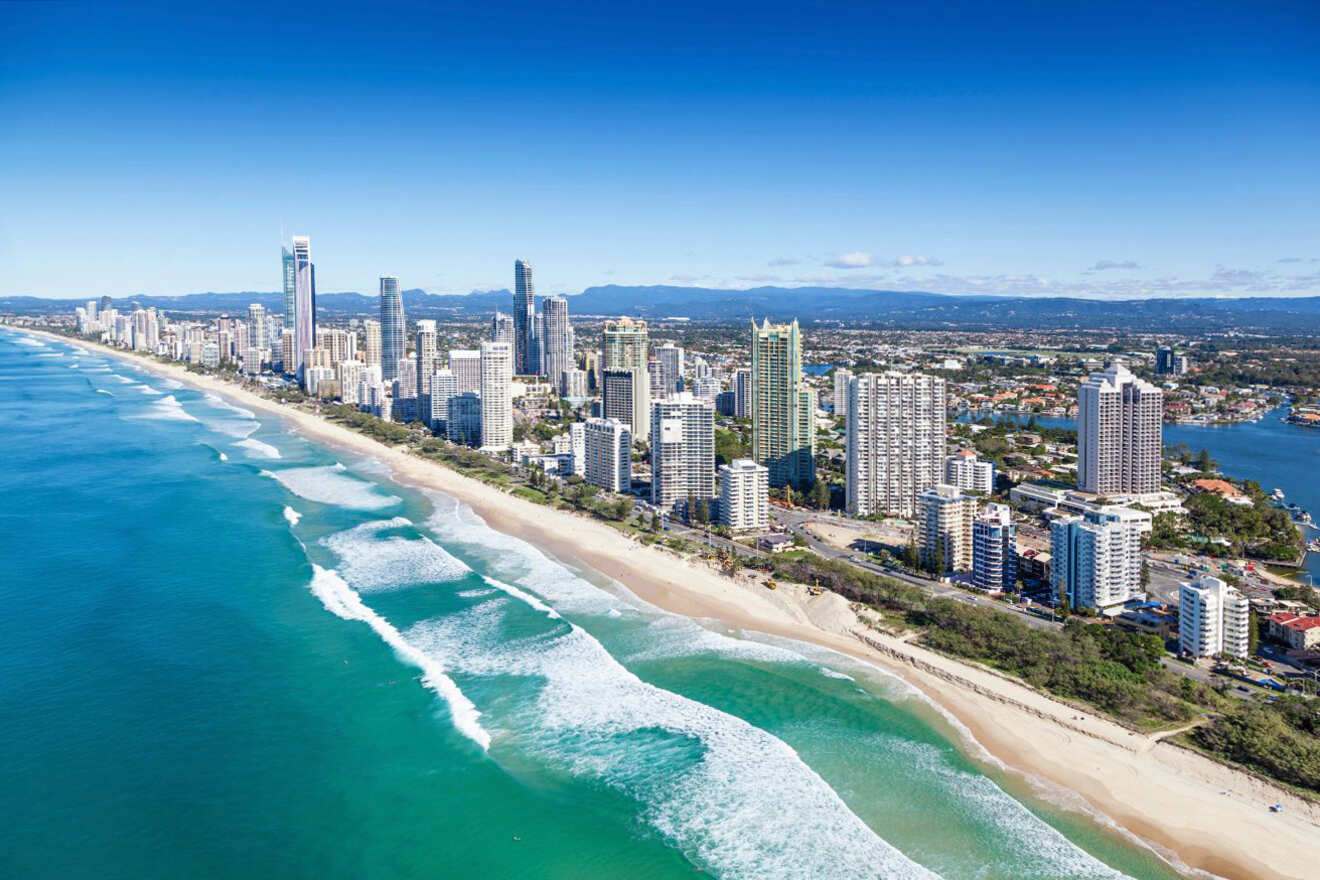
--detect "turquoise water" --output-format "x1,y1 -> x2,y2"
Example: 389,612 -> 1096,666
0,330 -> 1190,879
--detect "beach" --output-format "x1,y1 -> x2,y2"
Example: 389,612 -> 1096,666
29,329 -> 1320,880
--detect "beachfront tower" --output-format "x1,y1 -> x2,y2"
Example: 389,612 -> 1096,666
513,259 -> 536,374
751,319 -> 814,489
379,276 -> 405,383
291,236 -> 315,378
602,317 -> 651,445
846,371 -> 946,518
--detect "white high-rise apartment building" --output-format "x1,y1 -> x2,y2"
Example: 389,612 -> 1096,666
449,349 -> 481,393
846,371 -> 947,518
561,368 -> 588,399
1179,575 -> 1249,659
583,417 -> 632,493
1077,362 -> 1163,496
833,368 -> 853,418
917,484 -> 975,574
416,320 -> 439,411
733,368 -> 751,419
479,341 -> 513,451
650,393 -> 715,511
490,311 -> 515,346
718,459 -> 769,532
1050,506 -> 1149,610
429,369 -> 457,430
569,421 -> 586,476
972,503 -> 1017,592
362,319 -> 382,366
291,236 -> 315,377
540,296 -> 574,389
945,451 -> 995,495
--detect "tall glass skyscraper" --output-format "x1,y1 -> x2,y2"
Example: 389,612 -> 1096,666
281,246 -> 296,325
290,236 -> 315,376
602,317 -> 650,445
751,318 -> 814,489
513,259 -> 536,375
379,276 -> 405,383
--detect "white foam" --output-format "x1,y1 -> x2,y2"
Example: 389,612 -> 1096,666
624,616 -> 811,665
819,666 -> 855,681
67,362 -> 80,368
283,506 -> 302,526
204,393 -> 257,420
480,575 -> 561,618
307,565 -> 489,750
95,389 -> 114,397
261,464 -> 401,510
234,437 -> 281,459
406,603 -> 940,879
160,378 -> 183,389
135,384 -> 163,396
13,336 -> 45,347
219,452 -> 229,461
321,517 -> 469,591
129,394 -> 200,423
878,736 -> 1126,878
206,418 -> 259,439
113,374 -> 134,384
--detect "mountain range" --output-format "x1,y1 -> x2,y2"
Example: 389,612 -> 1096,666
5,285 -> 1320,331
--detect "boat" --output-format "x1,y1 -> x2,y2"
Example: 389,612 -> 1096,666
1307,539 -> 1320,553
1272,488 -> 1286,502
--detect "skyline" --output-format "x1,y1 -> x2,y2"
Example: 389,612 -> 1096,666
3,1 -> 1318,300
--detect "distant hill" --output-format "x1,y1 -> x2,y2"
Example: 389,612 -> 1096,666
5,285 -> 1320,331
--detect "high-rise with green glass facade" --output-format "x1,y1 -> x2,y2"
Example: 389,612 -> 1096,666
751,318 -> 814,489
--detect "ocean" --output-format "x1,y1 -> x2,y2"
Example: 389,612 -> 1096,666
0,329 -> 1190,880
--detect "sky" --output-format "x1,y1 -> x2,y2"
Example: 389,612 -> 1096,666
2,0 -> 1318,300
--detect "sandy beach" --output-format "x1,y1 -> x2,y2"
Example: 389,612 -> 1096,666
29,328 -> 1320,880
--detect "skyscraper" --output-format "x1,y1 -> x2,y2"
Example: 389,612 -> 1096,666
751,319 -> 814,489
281,246 -> 296,325
846,371 -> 946,518
541,295 -> 574,390
1077,362 -> 1163,496
379,276 -> 405,382
513,259 -> 536,375
479,341 -> 513,451
650,393 -> 715,512
602,317 -> 651,444
291,236 -> 315,376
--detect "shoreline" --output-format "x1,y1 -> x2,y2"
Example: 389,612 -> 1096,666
22,328 -> 1320,880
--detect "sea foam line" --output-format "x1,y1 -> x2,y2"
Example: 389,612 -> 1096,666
307,565 -> 490,750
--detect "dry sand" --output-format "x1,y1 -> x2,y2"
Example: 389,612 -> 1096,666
33,329 -> 1320,880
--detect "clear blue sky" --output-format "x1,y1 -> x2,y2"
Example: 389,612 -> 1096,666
2,0 -> 1317,300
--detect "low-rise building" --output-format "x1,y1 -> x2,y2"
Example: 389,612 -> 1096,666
1268,612 -> 1320,651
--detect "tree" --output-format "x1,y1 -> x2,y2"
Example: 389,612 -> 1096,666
1195,448 -> 1215,472
810,479 -> 830,511
694,498 -> 710,525
903,538 -> 919,571
1140,559 -> 1151,589
611,497 -> 633,522
1249,609 -> 1261,655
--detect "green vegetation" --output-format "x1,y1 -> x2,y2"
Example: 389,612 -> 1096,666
714,426 -> 749,466
1148,482 -> 1300,561
322,404 -> 415,444
1190,698 -> 1320,794
768,548 -> 1317,794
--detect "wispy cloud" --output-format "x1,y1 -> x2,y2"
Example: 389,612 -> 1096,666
824,251 -> 874,269
1088,259 -> 1141,271
893,255 -> 942,267
736,273 -> 782,283
767,257 -> 801,267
